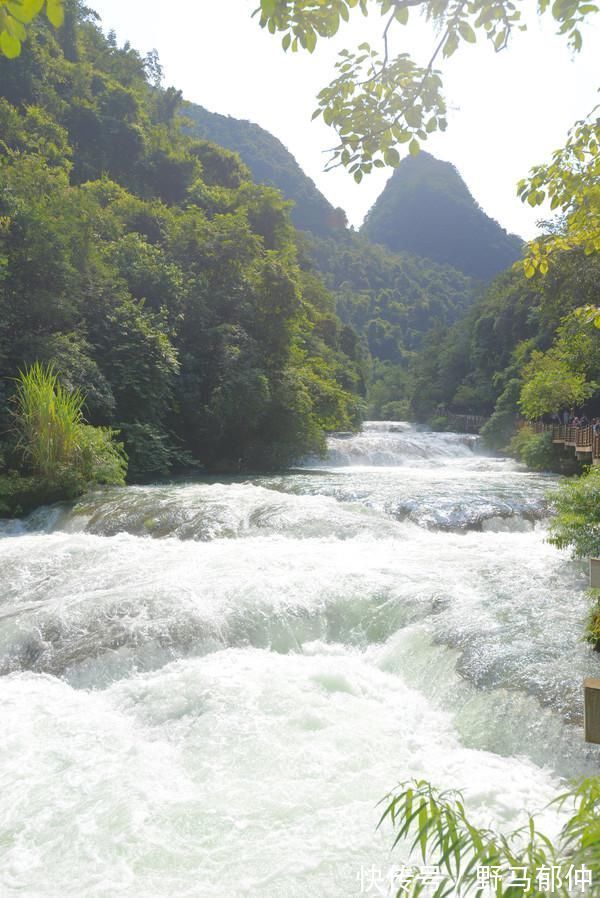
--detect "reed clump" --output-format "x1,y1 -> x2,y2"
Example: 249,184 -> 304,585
13,362 -> 126,492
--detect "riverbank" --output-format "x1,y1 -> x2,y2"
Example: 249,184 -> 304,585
0,473 -> 77,519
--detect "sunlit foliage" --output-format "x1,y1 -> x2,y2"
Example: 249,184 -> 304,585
380,778 -> 600,898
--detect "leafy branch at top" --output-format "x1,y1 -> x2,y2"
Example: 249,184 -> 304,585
0,0 -> 64,58
518,109 -> 600,277
254,0 -> 598,180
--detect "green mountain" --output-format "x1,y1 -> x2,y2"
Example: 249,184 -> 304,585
184,106 -> 482,416
361,152 -> 524,280
184,103 -> 346,237
308,232 -> 478,360
184,106 -> 479,342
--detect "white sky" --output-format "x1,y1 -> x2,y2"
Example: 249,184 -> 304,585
91,0 -> 599,239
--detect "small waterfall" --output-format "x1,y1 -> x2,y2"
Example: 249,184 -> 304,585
318,421 -> 480,467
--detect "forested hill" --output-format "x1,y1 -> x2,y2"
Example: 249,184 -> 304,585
361,152 -> 524,280
184,104 -> 481,415
0,7 -> 365,490
184,103 -> 346,237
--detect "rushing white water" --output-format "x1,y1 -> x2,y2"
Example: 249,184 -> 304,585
1,423 -> 599,897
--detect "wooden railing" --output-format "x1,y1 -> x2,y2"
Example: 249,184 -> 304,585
532,422 -> 600,464
446,414 -> 489,434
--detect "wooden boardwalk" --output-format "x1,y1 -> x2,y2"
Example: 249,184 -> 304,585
446,413 -> 489,434
533,422 -> 600,464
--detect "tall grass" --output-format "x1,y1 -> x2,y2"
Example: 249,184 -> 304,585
13,362 -> 126,488
380,778 -> 600,897
15,362 -> 84,480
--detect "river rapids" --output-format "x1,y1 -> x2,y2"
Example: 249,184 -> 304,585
1,422 -> 599,896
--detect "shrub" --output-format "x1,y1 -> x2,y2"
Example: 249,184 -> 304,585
480,378 -> 520,451
508,426 -> 560,472
381,399 -> 410,420
13,363 -> 127,491
429,415 -> 449,432
77,424 -> 127,487
548,465 -> 600,558
119,422 -> 177,482
585,591 -> 600,650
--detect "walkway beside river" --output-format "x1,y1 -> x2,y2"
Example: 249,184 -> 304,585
533,422 -> 600,464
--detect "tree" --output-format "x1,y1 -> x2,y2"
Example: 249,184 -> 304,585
518,112 -> 600,275
254,0 -> 599,182
0,8 -> 365,491
519,352 -> 594,418
519,313 -> 600,418
255,1 -> 600,284
548,464 -> 600,559
0,0 -> 64,57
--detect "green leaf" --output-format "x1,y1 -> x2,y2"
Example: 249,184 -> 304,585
6,16 -> 26,39
418,803 -> 429,859
409,138 -> 420,156
405,106 -> 422,128
7,0 -> 43,24
0,29 -> 21,57
46,0 -> 64,28
443,32 -> 459,56
384,147 -> 400,167
458,21 -> 476,42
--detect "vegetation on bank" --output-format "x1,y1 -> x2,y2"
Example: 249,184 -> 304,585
0,2 -> 366,516
549,465 -> 600,560
0,363 -> 126,516
407,252 -> 600,468
306,230 -> 479,417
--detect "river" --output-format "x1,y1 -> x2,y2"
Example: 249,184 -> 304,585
1,422 -> 599,897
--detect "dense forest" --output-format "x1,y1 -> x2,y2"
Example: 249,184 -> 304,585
0,3 -> 366,512
184,108 -> 489,416
361,152 -> 524,280
408,250 -> 600,466
306,232 -> 479,416
185,103 -> 348,238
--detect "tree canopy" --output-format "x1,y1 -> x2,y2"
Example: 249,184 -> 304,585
0,5 -> 365,492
